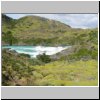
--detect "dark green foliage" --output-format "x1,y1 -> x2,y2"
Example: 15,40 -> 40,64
2,31 -> 18,45
24,37 -> 58,46
37,53 -> 51,63
18,53 -> 30,58
89,30 -> 98,44
66,47 -> 98,61
2,49 -> 36,85
2,49 -> 52,86
2,14 -> 16,33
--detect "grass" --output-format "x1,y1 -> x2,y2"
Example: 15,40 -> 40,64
2,49 -> 98,86
32,60 -> 98,86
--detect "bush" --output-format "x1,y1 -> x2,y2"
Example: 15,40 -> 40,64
37,53 -> 51,63
19,53 -> 30,58
2,31 -> 18,45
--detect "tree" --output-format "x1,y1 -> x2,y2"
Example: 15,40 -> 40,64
37,53 -> 51,63
2,31 -> 18,45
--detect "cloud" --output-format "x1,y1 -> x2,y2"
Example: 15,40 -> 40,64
5,14 -> 98,29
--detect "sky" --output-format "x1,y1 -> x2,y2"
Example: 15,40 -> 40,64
6,14 -> 98,29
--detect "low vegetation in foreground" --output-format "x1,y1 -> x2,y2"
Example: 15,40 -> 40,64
2,48 -> 98,86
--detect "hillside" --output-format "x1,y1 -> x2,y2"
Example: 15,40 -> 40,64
2,14 -> 72,46
2,49 -> 98,86
2,14 -> 16,33
2,14 -> 98,46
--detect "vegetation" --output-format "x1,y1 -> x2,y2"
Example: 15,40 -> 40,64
2,14 -> 98,86
2,49 -> 98,86
2,49 -> 49,85
32,60 -> 98,86
2,31 -> 18,45
37,53 -> 51,63
2,14 -> 16,33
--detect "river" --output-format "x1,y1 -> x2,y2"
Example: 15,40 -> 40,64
2,46 -> 71,58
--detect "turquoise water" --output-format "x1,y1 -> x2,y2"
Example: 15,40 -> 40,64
2,46 -> 71,58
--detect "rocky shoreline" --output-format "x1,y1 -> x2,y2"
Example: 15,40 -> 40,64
50,46 -> 75,60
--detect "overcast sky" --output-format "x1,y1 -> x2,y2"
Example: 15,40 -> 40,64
6,14 -> 98,29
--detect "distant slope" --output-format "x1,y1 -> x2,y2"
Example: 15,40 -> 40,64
50,28 -> 98,60
2,14 -> 72,46
13,15 -> 72,45
2,14 -> 16,33
2,14 -> 98,46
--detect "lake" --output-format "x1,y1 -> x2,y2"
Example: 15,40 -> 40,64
2,46 -> 71,58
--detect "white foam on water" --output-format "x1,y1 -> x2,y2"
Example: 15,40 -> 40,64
2,46 -> 71,58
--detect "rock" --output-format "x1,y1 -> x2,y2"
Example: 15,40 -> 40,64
2,48 -> 18,56
50,46 -> 75,60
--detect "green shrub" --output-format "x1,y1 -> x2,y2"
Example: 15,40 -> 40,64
2,31 -> 18,45
19,53 -> 30,58
37,53 -> 51,63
